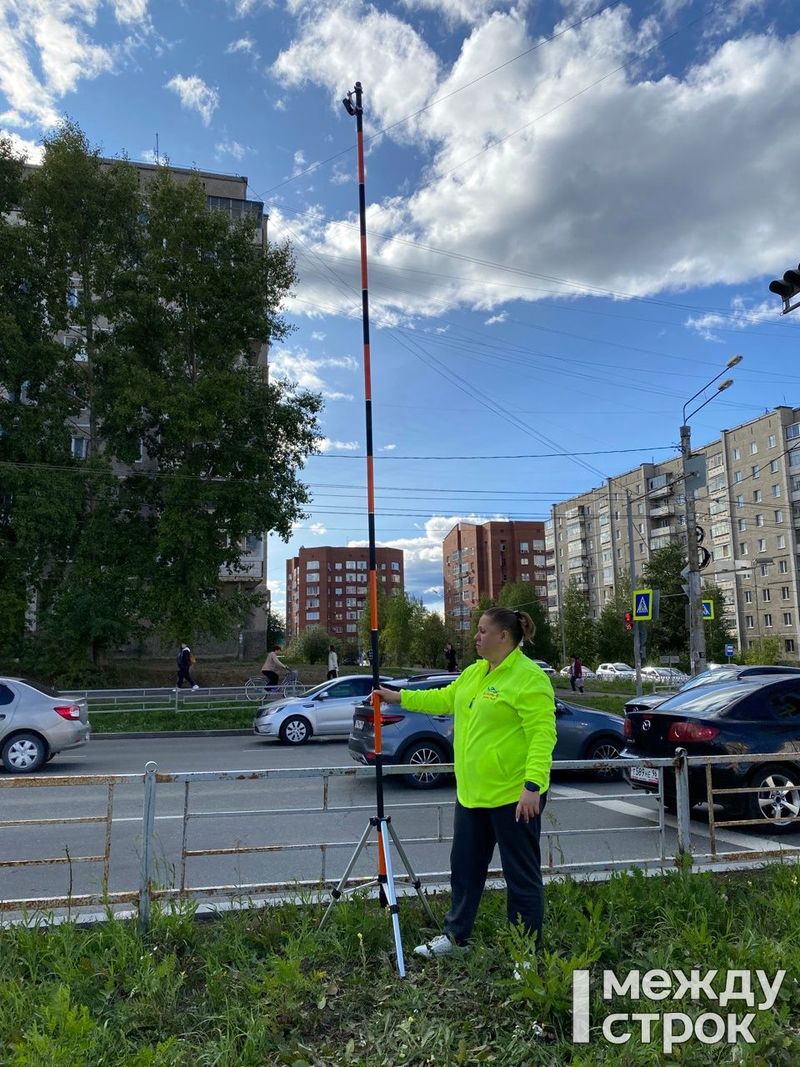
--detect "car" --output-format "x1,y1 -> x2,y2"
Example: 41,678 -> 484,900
596,663 -> 637,681
252,673 -> 390,744
640,666 -> 688,685
625,664 -> 800,714
349,681 -> 625,788
0,678 -> 90,773
533,660 -> 556,677
558,665 -> 597,681
621,674 -> 800,831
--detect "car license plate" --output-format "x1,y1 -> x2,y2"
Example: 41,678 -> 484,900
354,719 -> 365,731
629,766 -> 658,786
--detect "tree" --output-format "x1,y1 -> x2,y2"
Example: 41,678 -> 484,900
562,578 -> 596,665
702,582 -> 735,663
1,125 -> 321,679
595,573 -> 633,665
411,610 -> 449,669
744,637 -> 781,666
641,542 -> 689,663
264,610 -> 285,649
284,626 -> 332,665
495,582 -> 559,665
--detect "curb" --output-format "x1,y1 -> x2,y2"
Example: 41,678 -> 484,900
92,729 -> 252,740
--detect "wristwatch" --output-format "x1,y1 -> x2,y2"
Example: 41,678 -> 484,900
524,781 -> 540,793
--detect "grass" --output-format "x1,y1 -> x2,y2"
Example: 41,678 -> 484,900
1,866 -> 799,1064
560,695 -> 629,718
90,704 -> 255,732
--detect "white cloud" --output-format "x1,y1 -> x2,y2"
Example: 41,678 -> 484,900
227,0 -> 273,15
275,10 -> 800,321
310,330 -> 326,341
226,35 -> 256,53
165,74 -> 220,126
318,438 -> 360,452
0,128 -> 43,163
380,443 -> 397,451
400,0 -> 516,26
686,297 -> 788,341
111,0 -> 149,23
215,139 -> 251,161
309,522 -> 328,535
292,149 -> 306,176
484,312 -> 507,326
270,346 -> 357,400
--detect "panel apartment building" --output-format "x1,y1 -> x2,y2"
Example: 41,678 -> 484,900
443,520 -> 547,633
546,406 -> 800,658
286,546 -> 405,639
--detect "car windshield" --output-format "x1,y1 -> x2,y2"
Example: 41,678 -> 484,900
651,681 -> 754,717
679,668 -> 738,693
613,664 -> 632,671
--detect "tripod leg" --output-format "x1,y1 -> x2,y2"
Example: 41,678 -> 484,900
378,819 -> 406,978
387,819 -> 438,927
319,820 -> 373,930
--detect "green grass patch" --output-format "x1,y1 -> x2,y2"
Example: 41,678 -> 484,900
1,866 -> 799,1064
90,704 -> 254,733
561,695 -> 629,718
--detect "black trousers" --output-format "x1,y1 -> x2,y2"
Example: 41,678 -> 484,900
176,668 -> 195,688
444,793 -> 547,946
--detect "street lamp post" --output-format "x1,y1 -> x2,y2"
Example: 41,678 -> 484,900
681,355 -> 742,676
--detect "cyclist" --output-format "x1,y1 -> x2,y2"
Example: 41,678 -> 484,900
261,646 -> 287,687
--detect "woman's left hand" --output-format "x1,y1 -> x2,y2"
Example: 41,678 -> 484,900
515,789 -> 541,823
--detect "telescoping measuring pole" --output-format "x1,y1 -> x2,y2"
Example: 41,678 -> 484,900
321,82 -> 436,977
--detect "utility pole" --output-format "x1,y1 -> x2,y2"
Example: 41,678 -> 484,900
625,489 -> 643,697
681,422 -> 706,678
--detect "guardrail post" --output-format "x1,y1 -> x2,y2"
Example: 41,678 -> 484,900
673,747 -> 693,863
139,761 -> 158,931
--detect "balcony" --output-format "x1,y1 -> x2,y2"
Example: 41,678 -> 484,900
649,503 -> 675,519
206,195 -> 265,243
220,558 -> 264,581
648,481 -> 674,500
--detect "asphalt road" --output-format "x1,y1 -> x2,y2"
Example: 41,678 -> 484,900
0,736 -> 788,917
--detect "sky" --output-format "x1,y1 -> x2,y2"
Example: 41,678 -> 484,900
2,0 -> 799,619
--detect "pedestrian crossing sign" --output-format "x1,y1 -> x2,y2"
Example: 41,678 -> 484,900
702,600 -> 715,620
632,588 -> 653,621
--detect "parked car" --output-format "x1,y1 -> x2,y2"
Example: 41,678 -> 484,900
558,665 -> 597,681
596,663 -> 637,681
349,680 -> 625,788
533,660 -> 557,677
640,666 -> 688,685
621,674 -> 800,831
0,678 -> 90,773
626,664 -> 800,714
252,673 -> 389,744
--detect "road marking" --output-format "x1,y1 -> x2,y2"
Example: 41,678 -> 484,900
550,784 -> 786,853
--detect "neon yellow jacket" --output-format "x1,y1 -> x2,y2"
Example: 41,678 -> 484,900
399,648 -> 557,808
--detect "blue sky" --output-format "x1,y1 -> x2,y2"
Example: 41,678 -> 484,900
2,0 -> 799,617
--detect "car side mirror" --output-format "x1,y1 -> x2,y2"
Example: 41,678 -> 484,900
555,702 -> 566,717
316,693 -> 328,701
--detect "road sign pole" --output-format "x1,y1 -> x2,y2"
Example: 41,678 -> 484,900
626,491 -> 643,698
681,423 -> 707,677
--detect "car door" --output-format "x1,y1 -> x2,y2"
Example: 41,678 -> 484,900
754,680 -> 800,758
321,677 -> 375,734
553,701 -> 588,760
0,682 -> 18,742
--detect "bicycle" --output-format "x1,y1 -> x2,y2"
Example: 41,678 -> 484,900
244,669 -> 302,702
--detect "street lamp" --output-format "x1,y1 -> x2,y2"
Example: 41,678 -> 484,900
680,356 -> 743,676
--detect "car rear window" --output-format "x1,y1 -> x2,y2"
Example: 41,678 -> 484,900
653,681 -> 759,717
20,679 -> 61,698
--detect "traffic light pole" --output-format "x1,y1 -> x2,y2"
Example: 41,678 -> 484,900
625,490 -> 643,698
681,423 -> 707,677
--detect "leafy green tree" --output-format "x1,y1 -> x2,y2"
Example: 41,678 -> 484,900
411,609 -> 449,668
284,626 -> 332,665
744,637 -> 781,666
595,573 -> 634,665
641,542 -> 689,662
702,582 -> 735,663
264,610 -> 286,649
562,578 -> 597,665
1,124 -> 321,678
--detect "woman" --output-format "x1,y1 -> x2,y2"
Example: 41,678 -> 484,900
569,654 -> 584,694
327,644 -> 339,680
261,645 -> 287,687
376,607 -> 556,958
444,642 -> 458,673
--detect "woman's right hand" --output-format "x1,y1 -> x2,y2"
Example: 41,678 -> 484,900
374,685 -> 401,705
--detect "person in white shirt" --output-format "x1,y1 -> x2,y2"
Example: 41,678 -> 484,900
327,645 -> 339,680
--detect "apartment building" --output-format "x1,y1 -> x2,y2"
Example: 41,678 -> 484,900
546,406 -> 800,657
443,520 -> 547,633
286,546 -> 405,639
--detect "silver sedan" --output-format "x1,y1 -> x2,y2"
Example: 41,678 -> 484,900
0,678 -> 90,773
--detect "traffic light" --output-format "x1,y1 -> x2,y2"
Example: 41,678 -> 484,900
624,611 -> 633,633
768,263 -> 800,314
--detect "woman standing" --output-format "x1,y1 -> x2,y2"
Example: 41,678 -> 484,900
376,607 -> 556,957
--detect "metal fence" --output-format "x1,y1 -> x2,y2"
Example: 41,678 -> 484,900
61,685 -> 313,715
1,751 -> 799,928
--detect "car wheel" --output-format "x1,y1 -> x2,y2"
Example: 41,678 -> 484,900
279,716 -> 312,745
744,764 -> 800,833
2,732 -> 47,774
585,736 -> 622,781
403,741 -> 447,789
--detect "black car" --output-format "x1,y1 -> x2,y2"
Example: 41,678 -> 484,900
622,674 -> 800,831
625,664 -> 800,714
348,677 -> 625,788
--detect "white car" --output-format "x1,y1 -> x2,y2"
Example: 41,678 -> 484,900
640,666 -> 689,684
252,674 -> 388,745
558,665 -> 597,681
596,663 -> 637,681
533,660 -> 557,676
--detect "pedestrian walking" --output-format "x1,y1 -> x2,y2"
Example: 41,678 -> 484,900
261,646 -> 287,687
376,606 -> 556,958
176,642 -> 199,690
569,654 -> 584,694
444,642 -> 458,673
327,645 -> 339,680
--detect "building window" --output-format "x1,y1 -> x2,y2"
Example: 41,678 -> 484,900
306,611 -> 320,621
775,510 -> 784,523
739,543 -> 749,556
762,588 -> 771,602
70,436 -> 88,459
778,535 -> 786,549
335,562 -> 343,570
392,574 -> 400,583
764,613 -> 773,628
305,598 -> 320,609
521,574 -> 530,582
519,542 -> 529,552
306,560 -> 320,571
770,459 -> 779,473
391,562 -> 400,571
780,560 -> 789,574
782,586 -> 791,600
755,514 -> 764,527
750,442 -> 758,455
758,539 -> 767,553
738,518 -> 747,532
733,471 -> 743,483
733,447 -> 741,460
784,613 -> 793,626
735,495 -> 744,508
786,639 -> 796,654
772,484 -> 782,498
744,590 -> 753,604
769,434 -> 777,448
746,615 -> 754,629
754,490 -> 762,502
752,464 -> 760,479
760,563 -> 769,577
347,624 -> 357,633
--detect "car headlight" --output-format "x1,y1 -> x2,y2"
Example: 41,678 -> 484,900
257,704 -> 286,718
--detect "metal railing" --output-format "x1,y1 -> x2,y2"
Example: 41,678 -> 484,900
60,685 -> 314,715
2,752 -> 799,928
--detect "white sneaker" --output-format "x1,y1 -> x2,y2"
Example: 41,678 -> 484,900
192,684 -> 200,690
414,934 -> 465,958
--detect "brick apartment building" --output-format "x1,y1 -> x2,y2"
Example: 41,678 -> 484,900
286,546 -> 405,639
443,520 -> 547,633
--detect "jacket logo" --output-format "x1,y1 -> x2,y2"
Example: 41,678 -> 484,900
483,685 -> 500,701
